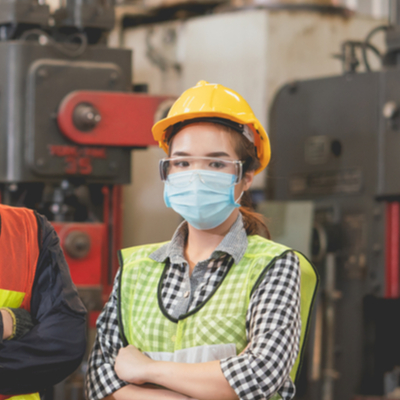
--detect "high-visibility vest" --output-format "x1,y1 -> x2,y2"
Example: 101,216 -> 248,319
119,235 -> 319,398
0,205 -> 41,400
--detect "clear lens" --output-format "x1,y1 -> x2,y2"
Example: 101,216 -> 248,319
159,157 -> 243,188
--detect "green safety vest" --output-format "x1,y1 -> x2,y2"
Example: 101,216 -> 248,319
118,235 -> 318,398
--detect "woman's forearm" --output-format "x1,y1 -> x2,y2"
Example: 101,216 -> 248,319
114,346 -> 238,400
146,360 -> 238,400
103,384 -> 195,400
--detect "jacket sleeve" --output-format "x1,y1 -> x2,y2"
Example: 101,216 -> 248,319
0,213 -> 87,395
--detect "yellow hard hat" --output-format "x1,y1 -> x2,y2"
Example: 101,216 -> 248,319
152,80 -> 271,174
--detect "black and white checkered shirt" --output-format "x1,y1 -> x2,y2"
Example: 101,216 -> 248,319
86,214 -> 301,400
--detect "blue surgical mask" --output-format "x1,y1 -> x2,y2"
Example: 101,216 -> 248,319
164,170 -> 241,230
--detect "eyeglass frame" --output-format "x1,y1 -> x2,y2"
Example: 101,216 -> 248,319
159,156 -> 244,186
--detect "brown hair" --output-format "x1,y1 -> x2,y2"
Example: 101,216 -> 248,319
225,127 -> 271,239
167,121 -> 271,239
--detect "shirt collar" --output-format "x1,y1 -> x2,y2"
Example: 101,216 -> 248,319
149,213 -> 248,265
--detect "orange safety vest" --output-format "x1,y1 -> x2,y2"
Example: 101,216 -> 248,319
0,204 -> 41,400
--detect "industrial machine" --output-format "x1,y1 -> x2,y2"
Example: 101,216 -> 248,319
0,0 -> 173,397
269,1 -> 400,399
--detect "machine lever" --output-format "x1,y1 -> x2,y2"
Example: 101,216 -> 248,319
58,90 -> 175,147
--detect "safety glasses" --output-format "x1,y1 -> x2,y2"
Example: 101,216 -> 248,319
159,156 -> 243,187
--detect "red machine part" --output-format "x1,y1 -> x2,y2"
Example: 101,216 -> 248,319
101,185 -> 122,302
52,222 -> 107,286
57,91 -> 175,147
385,202 -> 400,298
37,185 -> 121,302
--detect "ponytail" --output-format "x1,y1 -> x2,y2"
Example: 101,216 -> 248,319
239,192 -> 270,239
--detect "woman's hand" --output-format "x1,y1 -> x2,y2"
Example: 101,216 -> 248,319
114,345 -> 155,384
0,309 -> 13,340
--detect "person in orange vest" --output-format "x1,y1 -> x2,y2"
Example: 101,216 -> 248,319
0,204 -> 87,400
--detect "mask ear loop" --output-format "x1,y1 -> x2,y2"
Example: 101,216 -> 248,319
234,190 -> 244,205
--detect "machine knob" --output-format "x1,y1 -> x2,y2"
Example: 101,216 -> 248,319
311,222 -> 342,263
64,230 -> 91,259
311,223 -> 327,264
73,103 -> 102,131
383,101 -> 398,119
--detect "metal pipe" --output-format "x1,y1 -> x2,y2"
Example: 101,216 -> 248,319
322,253 -> 339,400
389,0 -> 400,27
385,201 -> 400,298
311,302 -> 323,381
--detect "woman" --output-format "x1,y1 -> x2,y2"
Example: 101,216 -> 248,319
86,81 -> 318,400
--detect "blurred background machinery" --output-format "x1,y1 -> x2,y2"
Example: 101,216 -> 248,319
0,0 -> 173,397
269,1 -> 400,399
1,0 -> 398,398
116,0 -> 386,248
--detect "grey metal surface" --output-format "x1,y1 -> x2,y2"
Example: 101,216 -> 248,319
0,0 -> 49,26
270,69 -> 400,200
269,73 -> 380,201
0,41 -> 133,184
379,69 -> 400,196
269,70 -> 389,400
54,0 -> 115,32
322,253 -> 338,400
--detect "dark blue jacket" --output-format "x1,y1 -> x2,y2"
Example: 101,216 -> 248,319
0,213 -> 87,395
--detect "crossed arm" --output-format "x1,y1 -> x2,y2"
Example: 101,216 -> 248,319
105,345 -> 238,400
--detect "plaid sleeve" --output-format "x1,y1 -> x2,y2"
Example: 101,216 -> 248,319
85,270 -> 128,400
220,252 -> 301,400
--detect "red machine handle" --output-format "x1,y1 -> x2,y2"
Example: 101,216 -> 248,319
57,91 -> 175,147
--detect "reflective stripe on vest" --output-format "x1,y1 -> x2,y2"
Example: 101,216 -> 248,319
0,289 -> 25,309
118,235 -> 319,387
0,205 -> 41,400
0,395 -> 41,400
